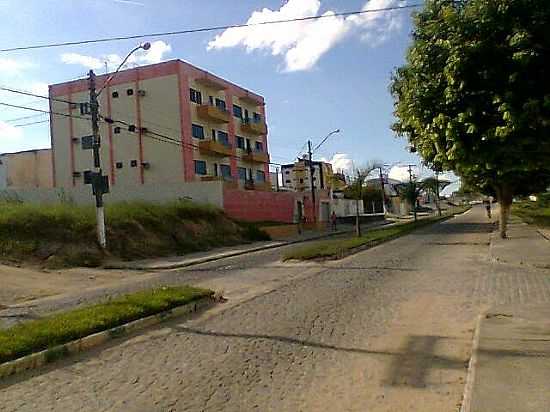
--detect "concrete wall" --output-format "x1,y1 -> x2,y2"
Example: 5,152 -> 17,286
223,188 -> 295,223
0,149 -> 53,189
330,198 -> 364,218
0,181 -> 224,207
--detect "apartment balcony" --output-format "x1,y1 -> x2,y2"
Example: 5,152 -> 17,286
244,180 -> 272,192
241,118 -> 267,135
197,104 -> 230,123
199,139 -> 232,157
242,150 -> 269,164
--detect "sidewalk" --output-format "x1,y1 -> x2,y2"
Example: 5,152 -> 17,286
463,220 -> 550,412
105,223 -> 361,270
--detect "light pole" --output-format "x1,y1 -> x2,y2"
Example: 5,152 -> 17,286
307,129 -> 340,224
89,42 -> 150,249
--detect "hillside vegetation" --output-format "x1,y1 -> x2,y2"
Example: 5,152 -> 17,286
0,201 -> 269,268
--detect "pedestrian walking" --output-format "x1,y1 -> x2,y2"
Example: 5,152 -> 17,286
331,211 -> 337,231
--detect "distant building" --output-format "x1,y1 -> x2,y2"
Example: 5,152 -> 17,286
281,159 -> 334,192
0,148 -> 53,189
49,60 -> 270,192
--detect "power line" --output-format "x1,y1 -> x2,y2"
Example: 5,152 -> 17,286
0,101 -> 89,121
0,86 -> 77,106
0,3 -> 422,53
12,119 -> 50,127
3,113 -> 46,123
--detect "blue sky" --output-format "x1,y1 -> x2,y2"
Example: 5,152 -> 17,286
0,0 -> 456,186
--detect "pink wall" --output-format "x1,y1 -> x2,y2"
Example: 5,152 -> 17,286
223,189 -> 295,223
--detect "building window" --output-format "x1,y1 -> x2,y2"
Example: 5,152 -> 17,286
238,167 -> 247,180
220,164 -> 232,179
130,160 -> 138,167
236,136 -> 245,149
81,135 -> 93,150
190,88 -> 202,104
285,170 -> 290,175
253,112 -> 262,123
300,178 -> 304,184
285,180 -> 291,184
256,170 -> 266,182
233,104 -> 243,119
192,124 -> 205,139
217,131 -> 229,146
194,160 -> 207,175
127,89 -> 134,96
255,141 -> 264,152
112,91 -> 119,98
114,127 -> 121,134
128,125 -> 136,132
215,98 -> 226,111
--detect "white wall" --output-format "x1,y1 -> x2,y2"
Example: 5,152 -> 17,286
330,198 -> 364,217
0,181 -> 224,208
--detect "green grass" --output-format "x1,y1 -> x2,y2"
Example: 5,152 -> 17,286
0,200 -> 270,267
0,286 -> 213,364
283,214 -> 460,261
512,197 -> 550,228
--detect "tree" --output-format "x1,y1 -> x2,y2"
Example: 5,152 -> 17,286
397,181 -> 422,221
344,163 -> 378,236
391,0 -> 550,238
422,176 -> 451,216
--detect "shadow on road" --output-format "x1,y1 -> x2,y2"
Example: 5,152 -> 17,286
418,221 -> 496,235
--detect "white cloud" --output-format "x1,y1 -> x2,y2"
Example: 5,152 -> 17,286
60,41 -> 172,70
0,121 -> 24,141
323,153 -> 354,174
208,0 -> 407,72
0,58 -> 32,75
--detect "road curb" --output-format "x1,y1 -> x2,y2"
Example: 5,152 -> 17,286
0,296 -> 216,381
537,229 -> 550,241
105,229 -> 357,271
460,313 -> 483,412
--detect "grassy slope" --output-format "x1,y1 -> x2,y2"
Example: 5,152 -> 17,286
512,199 -> 550,228
283,214 -> 461,261
0,286 -> 212,364
0,201 -> 269,268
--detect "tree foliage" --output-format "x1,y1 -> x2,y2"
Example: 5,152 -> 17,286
391,0 -> 550,237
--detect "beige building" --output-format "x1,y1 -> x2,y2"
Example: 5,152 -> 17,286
49,60 -> 270,191
0,148 -> 53,189
281,159 -> 335,192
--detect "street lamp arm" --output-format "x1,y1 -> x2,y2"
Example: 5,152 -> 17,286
312,129 -> 341,153
97,42 -> 150,96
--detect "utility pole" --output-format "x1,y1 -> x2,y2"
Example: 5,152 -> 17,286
378,166 -> 386,215
275,167 -> 280,192
407,164 -> 417,222
308,140 -> 316,224
89,70 -> 108,249
435,170 -> 442,216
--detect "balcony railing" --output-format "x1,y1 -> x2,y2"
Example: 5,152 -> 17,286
197,104 -> 230,123
199,139 -> 232,157
241,118 -> 267,135
242,149 -> 269,164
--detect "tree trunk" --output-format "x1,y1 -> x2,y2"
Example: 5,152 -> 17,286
356,199 -> 361,237
496,185 -> 513,239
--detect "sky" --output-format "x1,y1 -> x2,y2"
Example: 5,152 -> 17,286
0,0 -> 458,191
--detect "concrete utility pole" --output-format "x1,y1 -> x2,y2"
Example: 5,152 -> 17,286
407,164 -> 417,222
88,70 -> 108,249
308,140 -> 316,224
378,166 -> 386,215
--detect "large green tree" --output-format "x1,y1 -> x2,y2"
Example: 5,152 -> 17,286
391,0 -> 550,237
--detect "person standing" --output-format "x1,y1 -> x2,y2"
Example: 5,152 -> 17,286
331,211 -> 338,231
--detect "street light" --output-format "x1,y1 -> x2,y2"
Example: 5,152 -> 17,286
89,42 -> 150,249
308,129 -> 341,223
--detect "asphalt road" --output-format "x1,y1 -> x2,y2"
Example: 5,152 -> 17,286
2,206 -> 550,411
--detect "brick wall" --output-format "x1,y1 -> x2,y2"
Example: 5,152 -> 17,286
223,188 -> 295,223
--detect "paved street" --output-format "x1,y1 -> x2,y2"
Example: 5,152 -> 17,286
2,206 -> 550,411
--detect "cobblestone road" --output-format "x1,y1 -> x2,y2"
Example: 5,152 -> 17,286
1,207 -> 549,411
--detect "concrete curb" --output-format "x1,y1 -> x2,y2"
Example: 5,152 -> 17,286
460,313 -> 483,412
105,229 -> 356,271
537,229 -> 550,242
0,296 -> 215,381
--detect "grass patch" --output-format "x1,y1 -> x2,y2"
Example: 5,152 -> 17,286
0,200 -> 270,267
283,214 -> 460,261
0,286 -> 213,364
513,198 -> 550,228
